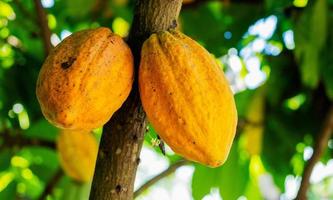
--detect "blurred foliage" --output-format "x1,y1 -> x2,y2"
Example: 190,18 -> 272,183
0,0 -> 332,199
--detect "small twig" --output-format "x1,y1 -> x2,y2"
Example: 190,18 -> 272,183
0,129 -> 55,150
33,0 -> 53,56
135,117 -> 251,198
157,135 -> 166,155
134,159 -> 191,198
296,105 -> 333,200
38,169 -> 64,200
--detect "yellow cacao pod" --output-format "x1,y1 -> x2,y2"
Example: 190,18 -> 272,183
243,88 -> 265,156
36,27 -> 133,130
57,130 -> 98,182
139,30 -> 237,167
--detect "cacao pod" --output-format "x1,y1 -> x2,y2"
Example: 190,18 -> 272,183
242,87 -> 265,156
139,30 -> 237,167
36,27 -> 133,130
57,130 -> 98,182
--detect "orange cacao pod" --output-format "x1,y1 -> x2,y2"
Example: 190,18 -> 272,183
36,27 -> 133,130
57,130 -> 98,182
139,30 -> 237,167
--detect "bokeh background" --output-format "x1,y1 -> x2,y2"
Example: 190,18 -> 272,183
0,0 -> 333,199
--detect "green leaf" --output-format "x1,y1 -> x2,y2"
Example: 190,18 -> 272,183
181,1 -> 263,56
218,145 -> 249,200
321,18 -> 333,100
265,0 -> 292,11
0,179 -> 16,200
65,0 -> 95,18
18,147 -> 59,169
16,169 -> 43,199
0,150 -> 12,171
261,100 -> 323,190
191,143 -> 249,200
61,181 -> 91,200
30,165 -> 58,183
0,2 -> 15,19
294,0 -> 328,88
234,89 -> 255,118
244,180 -> 263,200
24,119 -> 59,141
322,62 -> 333,99
192,164 -> 219,200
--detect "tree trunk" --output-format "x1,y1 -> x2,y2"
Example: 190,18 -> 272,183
89,1 -> 182,200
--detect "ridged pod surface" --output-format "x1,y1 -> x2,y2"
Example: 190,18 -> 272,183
36,27 -> 133,130
139,30 -> 237,167
57,130 -> 98,182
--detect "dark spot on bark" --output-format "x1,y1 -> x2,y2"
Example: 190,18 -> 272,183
61,57 -> 76,69
133,134 -> 138,141
136,158 -> 141,165
170,19 -> 177,29
115,185 -> 121,193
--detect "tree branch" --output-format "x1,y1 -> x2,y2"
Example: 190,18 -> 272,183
38,169 -> 64,200
0,129 -> 55,150
296,105 -> 333,200
89,1 -> 182,199
33,0 -> 52,56
134,159 -> 191,198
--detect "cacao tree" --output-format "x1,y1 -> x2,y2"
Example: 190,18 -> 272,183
0,0 -> 333,200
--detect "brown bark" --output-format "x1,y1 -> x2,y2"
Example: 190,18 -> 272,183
296,105 -> 333,200
33,0 -> 53,56
89,1 -> 182,200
